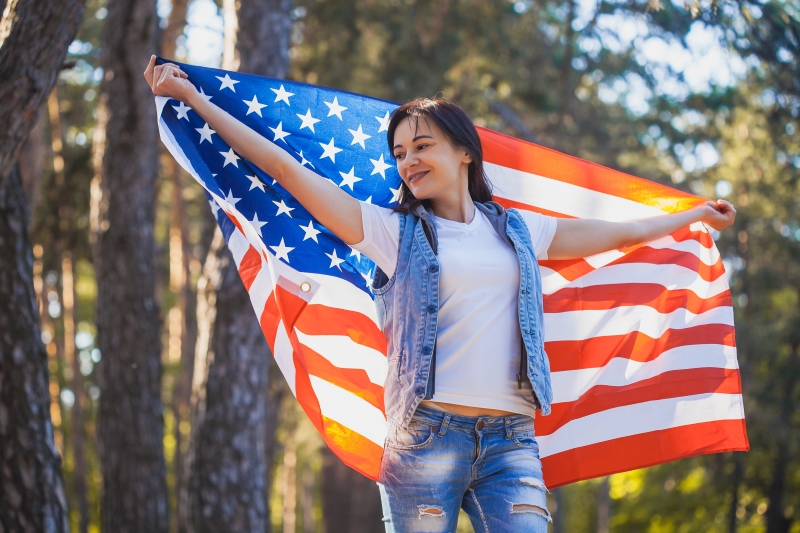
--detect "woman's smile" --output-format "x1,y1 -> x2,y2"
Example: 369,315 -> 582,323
408,169 -> 430,185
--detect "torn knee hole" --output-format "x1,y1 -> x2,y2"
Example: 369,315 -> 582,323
418,505 -> 446,519
509,503 -> 552,521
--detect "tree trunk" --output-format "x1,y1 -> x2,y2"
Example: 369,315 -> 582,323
0,0 -> 86,183
0,1 -> 85,530
321,447 -> 384,533
180,231 -> 271,533
90,0 -> 168,530
0,165 -> 69,533
180,0 -> 292,531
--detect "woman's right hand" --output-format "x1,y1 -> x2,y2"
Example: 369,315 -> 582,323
143,55 -> 197,102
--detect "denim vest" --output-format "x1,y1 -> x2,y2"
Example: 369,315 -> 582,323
372,200 -> 553,430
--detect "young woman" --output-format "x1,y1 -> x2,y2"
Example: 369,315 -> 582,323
144,57 -> 736,532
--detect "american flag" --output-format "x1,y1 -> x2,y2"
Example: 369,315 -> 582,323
154,57 -> 749,487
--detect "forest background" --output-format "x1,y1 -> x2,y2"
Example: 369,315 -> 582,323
0,0 -> 798,531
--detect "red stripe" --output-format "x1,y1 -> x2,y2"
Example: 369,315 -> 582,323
542,419 -> 749,488
295,304 -> 387,355
494,196 -> 576,219
545,284 -> 732,315
259,292 -> 280,352
612,246 -> 724,282
238,246 -> 262,291
322,416 -> 384,481
545,323 -> 736,372
300,345 -> 385,412
225,211 -> 245,235
537,368 -> 743,437
479,127 -> 705,213
294,350 -> 325,436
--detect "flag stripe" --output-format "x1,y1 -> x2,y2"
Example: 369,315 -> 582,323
549,344 -> 738,404
541,368 -> 742,437
541,419 -> 749,488
545,285 -> 732,315
536,393 -> 744,458
545,323 -> 736,372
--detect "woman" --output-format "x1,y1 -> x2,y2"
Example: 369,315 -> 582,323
144,57 -> 735,532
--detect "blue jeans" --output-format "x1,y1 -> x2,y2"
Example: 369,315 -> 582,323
378,403 -> 551,533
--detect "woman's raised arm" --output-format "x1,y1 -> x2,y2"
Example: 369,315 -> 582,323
143,56 -> 365,245
546,200 -> 736,261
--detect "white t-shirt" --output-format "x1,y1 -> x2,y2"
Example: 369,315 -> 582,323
352,203 -> 557,415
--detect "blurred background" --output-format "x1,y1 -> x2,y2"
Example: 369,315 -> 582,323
3,0 -> 799,531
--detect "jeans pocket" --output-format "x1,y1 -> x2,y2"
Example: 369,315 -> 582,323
385,421 -> 437,450
512,430 -> 540,451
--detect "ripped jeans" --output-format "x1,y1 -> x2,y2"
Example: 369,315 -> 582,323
378,403 -> 551,533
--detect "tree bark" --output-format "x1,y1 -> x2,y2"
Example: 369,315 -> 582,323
180,0 -> 292,531
321,447 -> 384,533
180,231 -> 270,533
0,0 -> 86,183
0,166 -> 69,533
90,0 -> 168,530
0,1 -> 85,530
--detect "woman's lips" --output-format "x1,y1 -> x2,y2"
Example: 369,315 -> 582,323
409,170 -> 429,184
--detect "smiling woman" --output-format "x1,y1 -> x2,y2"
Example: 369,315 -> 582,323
144,59 -> 736,531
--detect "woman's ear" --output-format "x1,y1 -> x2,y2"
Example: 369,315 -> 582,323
462,150 -> 473,164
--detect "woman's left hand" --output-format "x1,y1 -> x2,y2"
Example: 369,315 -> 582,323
696,200 -> 737,231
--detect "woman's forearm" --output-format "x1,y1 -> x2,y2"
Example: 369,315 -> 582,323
548,206 -> 710,261
184,90 -> 296,182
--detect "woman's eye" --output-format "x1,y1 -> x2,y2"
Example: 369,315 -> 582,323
394,153 -> 404,159
417,144 -> 429,150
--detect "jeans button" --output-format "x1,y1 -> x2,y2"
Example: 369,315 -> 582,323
422,346 -> 432,355
427,304 -> 436,313
476,420 -> 485,431
415,387 -> 423,395
429,265 -> 438,273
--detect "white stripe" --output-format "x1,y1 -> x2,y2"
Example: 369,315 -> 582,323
550,344 -> 738,404
296,331 -> 388,386
544,305 -> 733,342
273,320 -> 297,395
540,263 -> 730,297
248,261 -> 273,319
228,230 -> 250,266
646,234 -> 720,265
309,376 -> 388,447
304,272 -> 379,325
537,392 -> 745,458
488,163 -> 666,221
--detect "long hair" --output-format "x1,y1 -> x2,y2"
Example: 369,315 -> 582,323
387,98 -> 493,213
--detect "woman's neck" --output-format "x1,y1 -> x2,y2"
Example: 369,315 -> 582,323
429,192 -> 475,224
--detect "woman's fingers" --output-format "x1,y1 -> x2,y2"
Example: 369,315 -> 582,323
143,55 -> 156,85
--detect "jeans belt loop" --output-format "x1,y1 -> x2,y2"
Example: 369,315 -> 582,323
504,418 -> 513,440
438,413 -> 451,438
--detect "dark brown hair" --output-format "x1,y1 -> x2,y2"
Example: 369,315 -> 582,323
387,98 -> 493,213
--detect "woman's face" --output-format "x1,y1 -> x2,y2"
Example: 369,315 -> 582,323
392,116 -> 472,202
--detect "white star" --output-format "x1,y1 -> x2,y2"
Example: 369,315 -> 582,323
326,248 -> 346,271
243,95 -> 267,117
361,269 -> 374,288
220,148 -> 240,167
297,150 -> 314,168
210,200 -> 221,217
249,213 -> 267,237
273,199 -> 295,217
199,87 -> 213,102
224,189 -> 241,207
349,124 -> 371,149
269,122 -> 291,143
363,196 -> 373,204
271,84 -> 294,105
299,220 -> 321,242
216,73 -> 240,92
324,96 -> 347,120
375,111 -> 391,132
338,167 -> 362,190
196,123 -> 216,144
319,138 -> 343,163
389,186 -> 402,202
246,174 -> 266,192
349,247 -> 362,260
296,109 -> 321,133
173,101 -> 191,120
270,238 -> 294,263
370,154 -> 392,179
